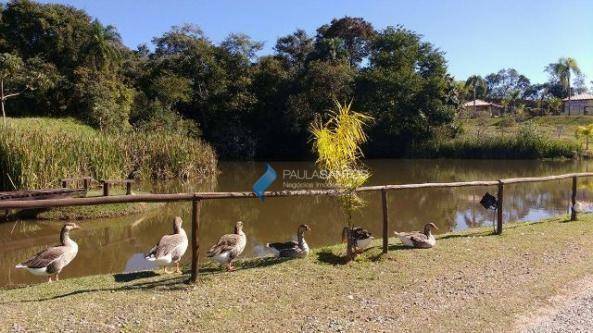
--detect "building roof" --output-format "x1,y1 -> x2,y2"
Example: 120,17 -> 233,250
563,93 -> 593,102
463,99 -> 502,108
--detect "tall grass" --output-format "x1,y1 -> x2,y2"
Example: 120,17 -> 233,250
0,118 -> 217,190
411,121 -> 578,159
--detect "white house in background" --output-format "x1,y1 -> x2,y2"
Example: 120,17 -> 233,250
462,99 -> 503,117
563,93 -> 593,115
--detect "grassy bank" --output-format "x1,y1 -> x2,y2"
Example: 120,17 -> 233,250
3,215 -> 593,331
410,116 -> 586,159
7,190 -> 165,221
0,117 -> 217,190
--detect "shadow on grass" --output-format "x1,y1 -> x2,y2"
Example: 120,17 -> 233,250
316,249 -> 350,265
199,256 -> 294,274
113,270 -> 158,282
437,230 -> 498,240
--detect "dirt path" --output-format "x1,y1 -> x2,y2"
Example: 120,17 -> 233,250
518,276 -> 593,332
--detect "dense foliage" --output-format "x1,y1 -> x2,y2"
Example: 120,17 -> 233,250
0,118 -> 217,189
0,1 -> 459,159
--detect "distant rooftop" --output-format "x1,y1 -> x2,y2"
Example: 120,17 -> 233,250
463,99 -> 502,108
563,93 -> 593,101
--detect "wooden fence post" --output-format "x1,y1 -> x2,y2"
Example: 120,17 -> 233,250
189,198 -> 202,284
83,178 -> 90,191
126,181 -> 132,195
381,189 -> 389,254
102,182 -> 110,196
496,180 -> 504,235
61,179 -> 68,188
571,176 -> 578,221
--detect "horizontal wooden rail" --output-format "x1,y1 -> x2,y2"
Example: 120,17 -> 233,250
3,171 -> 593,284
2,172 -> 593,209
500,172 -> 593,184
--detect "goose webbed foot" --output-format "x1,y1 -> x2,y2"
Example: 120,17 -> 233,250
175,262 -> 182,274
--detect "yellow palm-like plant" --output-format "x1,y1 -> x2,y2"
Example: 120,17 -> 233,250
310,100 -> 373,259
576,124 -> 593,151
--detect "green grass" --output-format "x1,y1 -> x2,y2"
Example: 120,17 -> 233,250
0,117 -> 217,190
3,214 -> 593,331
411,115 -> 590,159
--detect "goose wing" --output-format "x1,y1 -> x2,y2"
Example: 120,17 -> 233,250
207,234 -> 241,257
154,234 -> 185,258
20,246 -> 65,269
352,227 -> 372,240
267,240 -> 298,251
409,233 -> 430,247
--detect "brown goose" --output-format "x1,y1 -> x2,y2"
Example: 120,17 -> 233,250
207,221 -> 246,271
266,224 -> 311,258
145,216 -> 188,274
395,223 -> 438,248
15,223 -> 80,283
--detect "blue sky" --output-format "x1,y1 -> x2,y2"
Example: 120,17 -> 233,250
40,0 -> 593,85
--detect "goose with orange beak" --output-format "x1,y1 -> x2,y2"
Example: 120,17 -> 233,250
16,222 -> 81,283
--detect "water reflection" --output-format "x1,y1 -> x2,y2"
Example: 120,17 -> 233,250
1,159 -> 592,286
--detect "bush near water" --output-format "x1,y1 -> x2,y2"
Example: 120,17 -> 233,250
0,118 -> 217,190
411,120 -> 578,159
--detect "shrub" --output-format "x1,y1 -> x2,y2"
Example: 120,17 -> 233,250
0,118 -> 217,190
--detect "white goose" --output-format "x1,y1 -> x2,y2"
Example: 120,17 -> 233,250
16,223 -> 80,283
145,216 -> 188,274
395,223 -> 438,248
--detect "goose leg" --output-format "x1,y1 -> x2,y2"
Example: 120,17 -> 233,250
47,276 -> 52,283
163,266 -> 171,274
55,274 -> 59,281
226,263 -> 236,272
175,262 -> 181,274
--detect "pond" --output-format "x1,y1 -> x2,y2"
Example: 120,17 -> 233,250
2,159 -> 593,287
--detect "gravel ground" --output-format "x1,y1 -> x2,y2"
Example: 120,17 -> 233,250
522,278 -> 593,333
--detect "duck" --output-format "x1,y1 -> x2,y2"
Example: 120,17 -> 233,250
342,227 -> 374,253
145,216 -> 188,274
207,221 -> 246,271
394,223 -> 438,248
266,224 -> 311,258
15,222 -> 80,283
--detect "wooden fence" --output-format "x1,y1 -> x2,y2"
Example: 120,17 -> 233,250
2,172 -> 593,284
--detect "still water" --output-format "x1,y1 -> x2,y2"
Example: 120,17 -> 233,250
2,159 -> 593,286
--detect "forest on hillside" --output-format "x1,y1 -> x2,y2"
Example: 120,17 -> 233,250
0,0 -> 586,160
0,0 -> 460,159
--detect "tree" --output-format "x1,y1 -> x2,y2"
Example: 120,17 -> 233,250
274,29 -> 314,70
310,100 -> 372,260
485,68 -> 530,99
220,33 -> 263,62
86,20 -> 124,71
0,53 -> 56,123
464,75 -> 487,115
545,57 -> 581,115
356,26 -> 458,155
316,17 -> 375,67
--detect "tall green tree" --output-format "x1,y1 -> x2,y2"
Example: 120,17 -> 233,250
274,29 -> 314,70
86,20 -> 124,71
546,57 -> 581,115
356,26 -> 458,155
315,17 -> 375,67
0,53 -> 56,123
